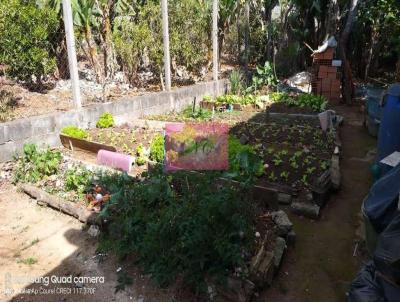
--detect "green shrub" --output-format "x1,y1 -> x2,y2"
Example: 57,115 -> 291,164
14,144 -> 62,184
247,61 -> 278,93
216,94 -> 241,104
0,0 -> 58,84
61,126 -> 88,140
99,170 -> 254,290
96,113 -> 115,128
64,167 -> 93,196
229,70 -> 244,95
150,134 -> 165,163
182,106 -> 212,120
296,94 -> 327,112
227,136 -> 264,179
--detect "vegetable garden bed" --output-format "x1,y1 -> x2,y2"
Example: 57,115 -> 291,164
142,110 -> 342,219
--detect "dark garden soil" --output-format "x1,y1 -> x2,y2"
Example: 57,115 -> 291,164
230,120 -> 335,192
87,125 -> 162,156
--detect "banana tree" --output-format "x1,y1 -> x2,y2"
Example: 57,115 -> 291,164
72,0 -> 103,83
218,0 -> 239,58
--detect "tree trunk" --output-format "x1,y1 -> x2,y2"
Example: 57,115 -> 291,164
101,1 -> 117,80
85,26 -> 102,83
161,0 -> 172,90
324,0 -> 340,40
364,27 -> 379,80
212,0 -> 219,81
338,0 -> 360,105
244,0 -> 250,71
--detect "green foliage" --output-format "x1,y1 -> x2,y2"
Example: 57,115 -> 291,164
135,144 -> 147,166
216,94 -> 241,104
268,92 -> 327,112
182,106 -> 212,120
247,61 -> 278,92
96,112 -> 115,128
61,126 -> 88,139
227,136 -> 264,180
113,0 -> 208,84
64,167 -> 92,196
99,170 -> 254,290
0,0 -> 58,84
296,94 -> 327,112
150,134 -> 165,163
229,70 -> 244,95
14,144 -> 62,184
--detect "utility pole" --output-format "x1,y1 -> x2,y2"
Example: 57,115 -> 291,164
212,0 -> 219,82
161,0 -> 172,91
62,0 -> 81,108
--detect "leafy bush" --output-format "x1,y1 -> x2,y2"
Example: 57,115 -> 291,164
227,136 -> 264,179
14,144 -> 62,183
99,170 -> 254,290
229,70 -> 244,95
269,92 -> 327,112
0,0 -> 58,84
96,113 -> 115,129
182,106 -> 212,120
296,94 -> 327,112
64,167 -> 93,196
247,61 -> 278,92
150,134 -> 165,163
113,0 -> 208,84
61,126 -> 88,139
216,94 -> 241,104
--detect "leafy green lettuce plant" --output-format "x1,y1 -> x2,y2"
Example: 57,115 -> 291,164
96,112 -> 115,128
61,126 -> 88,139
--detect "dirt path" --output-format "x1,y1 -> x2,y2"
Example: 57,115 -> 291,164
0,104 -> 375,302
257,104 -> 376,302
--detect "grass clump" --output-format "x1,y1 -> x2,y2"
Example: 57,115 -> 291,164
149,134 -> 164,163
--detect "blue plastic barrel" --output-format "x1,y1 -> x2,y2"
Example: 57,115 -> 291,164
366,88 -> 385,137
377,84 -> 400,163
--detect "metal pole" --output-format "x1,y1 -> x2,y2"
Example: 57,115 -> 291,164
161,0 -> 172,91
212,0 -> 219,82
62,0 -> 81,108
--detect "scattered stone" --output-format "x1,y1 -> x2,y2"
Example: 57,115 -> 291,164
273,237 -> 286,268
271,210 -> 293,236
306,192 -> 314,202
331,154 -> 341,190
277,192 -> 292,205
87,225 -> 100,237
291,202 -> 320,219
240,134 -> 249,145
249,244 -> 275,287
255,232 -> 261,238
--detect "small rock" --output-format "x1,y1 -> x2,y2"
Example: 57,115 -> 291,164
240,134 -> 249,145
271,210 -> 293,236
277,193 -> 292,205
255,232 -> 261,238
291,202 -> 320,219
273,237 -> 286,268
87,225 -> 100,237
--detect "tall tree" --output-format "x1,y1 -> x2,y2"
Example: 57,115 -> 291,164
338,0 -> 360,105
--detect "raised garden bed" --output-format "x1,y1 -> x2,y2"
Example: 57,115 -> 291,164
143,111 -> 342,219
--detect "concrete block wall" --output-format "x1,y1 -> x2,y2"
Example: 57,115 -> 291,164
0,80 -> 229,162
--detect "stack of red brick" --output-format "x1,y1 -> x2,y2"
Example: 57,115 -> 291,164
311,47 -> 342,104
